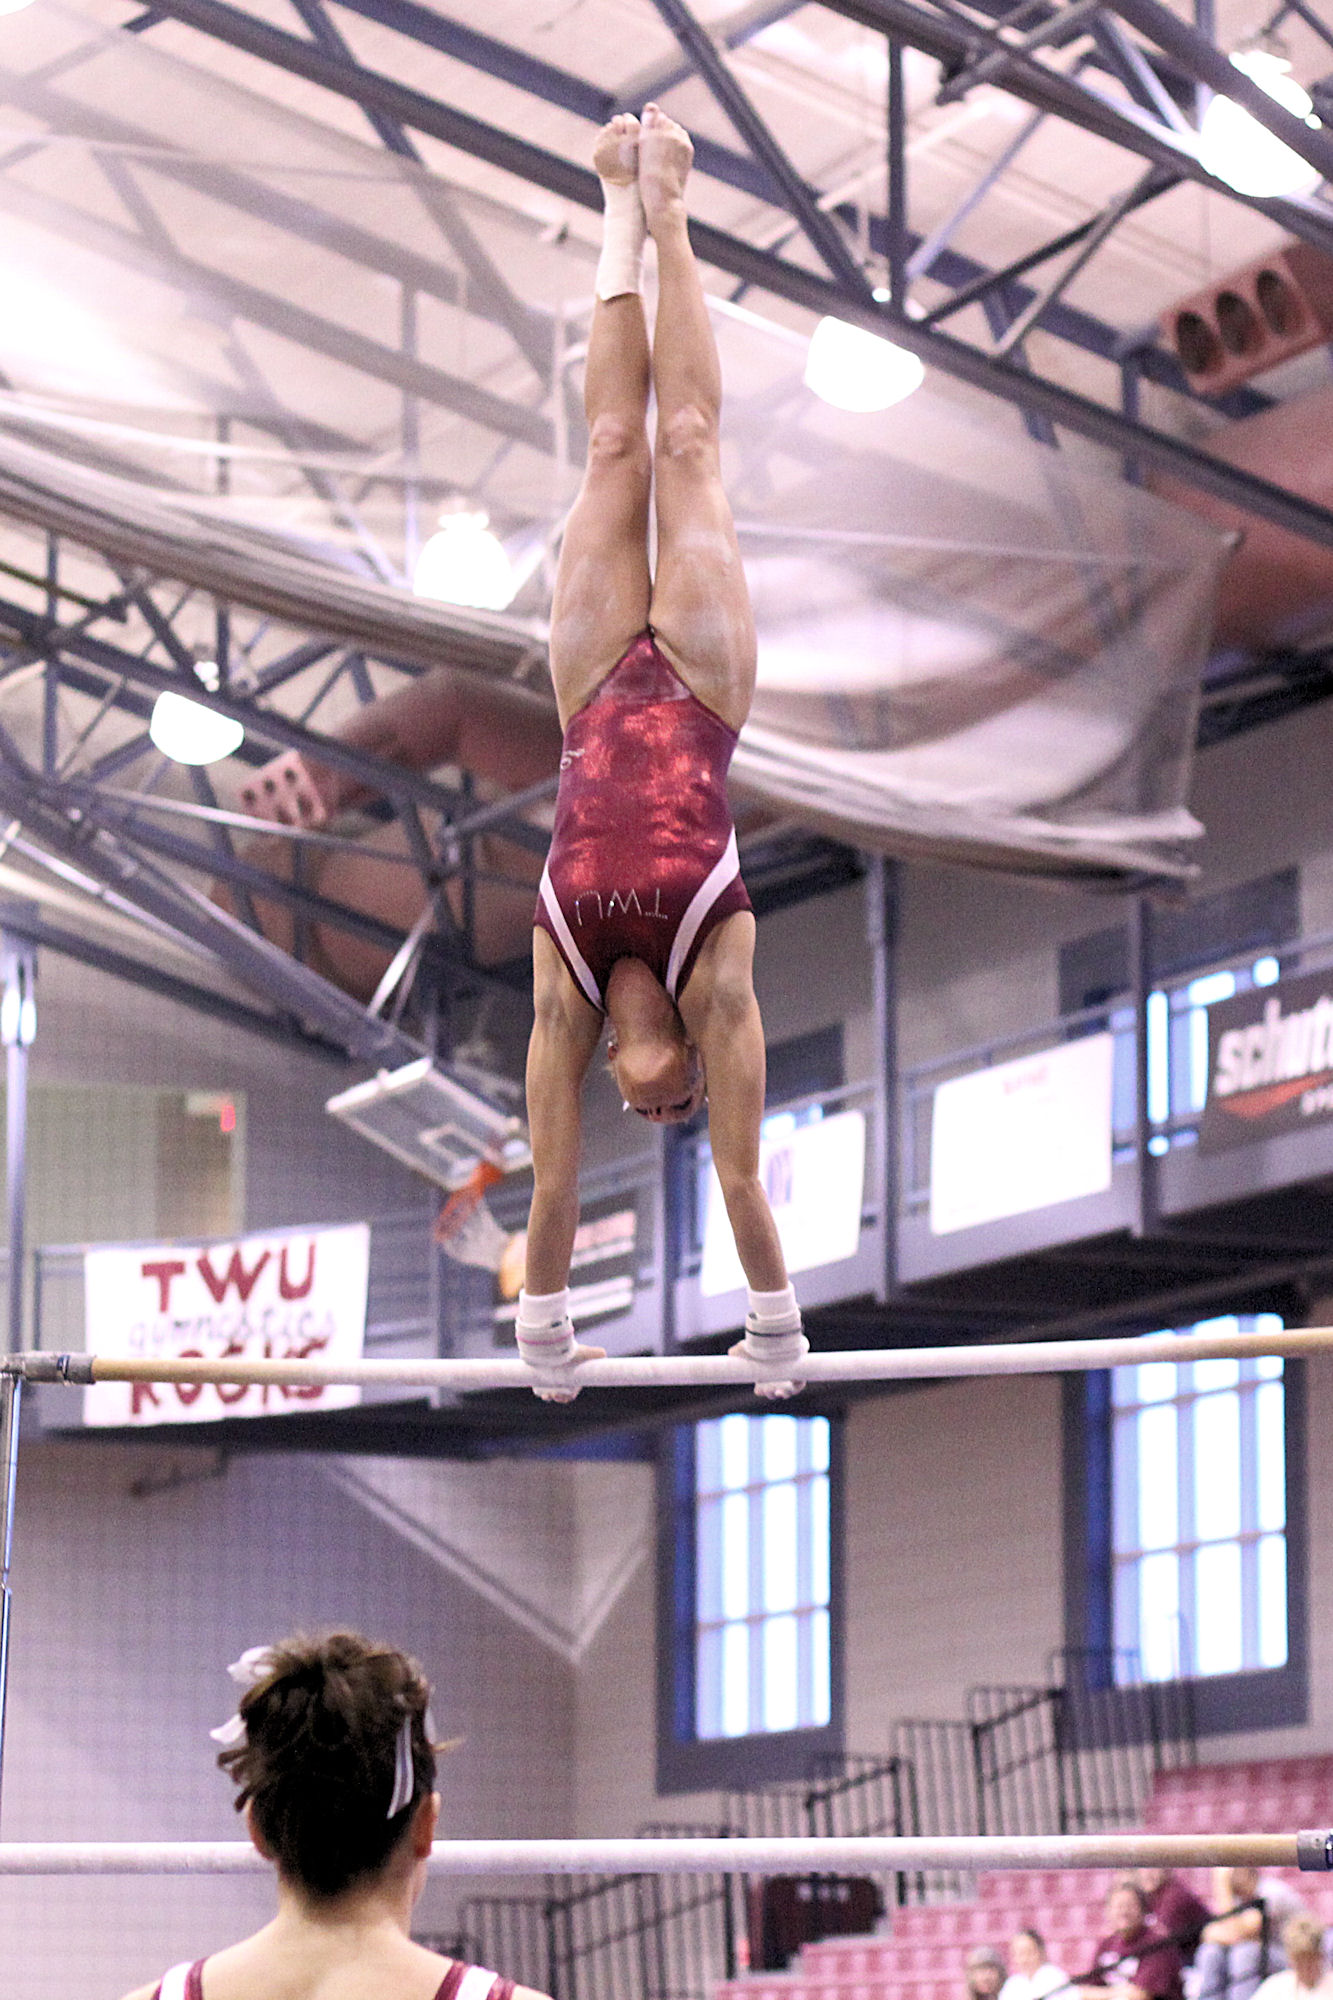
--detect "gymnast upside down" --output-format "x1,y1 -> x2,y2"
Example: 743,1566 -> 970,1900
513,104 -> 807,1399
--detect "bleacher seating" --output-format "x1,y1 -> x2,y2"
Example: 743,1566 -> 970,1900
713,1757 -> 1333,2000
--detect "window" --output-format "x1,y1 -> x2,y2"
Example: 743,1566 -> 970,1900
1111,1317 -> 1287,1681
658,1413 -> 842,1790
1066,1317 -> 1307,1734
694,1413 -> 832,1739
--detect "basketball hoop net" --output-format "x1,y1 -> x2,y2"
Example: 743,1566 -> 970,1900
434,1161 -> 512,1272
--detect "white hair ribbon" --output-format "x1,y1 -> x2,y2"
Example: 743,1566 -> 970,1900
387,1713 -> 415,1819
209,1646 -> 421,1822
208,1645 -> 279,1747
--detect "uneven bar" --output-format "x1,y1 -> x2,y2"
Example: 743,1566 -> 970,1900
7,1322 -> 1333,1396
0,1831 -> 1325,1875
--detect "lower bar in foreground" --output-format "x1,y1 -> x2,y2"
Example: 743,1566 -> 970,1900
0,1832 -> 1327,1875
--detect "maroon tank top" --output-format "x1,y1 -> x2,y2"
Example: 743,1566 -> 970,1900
534,630 -> 750,1010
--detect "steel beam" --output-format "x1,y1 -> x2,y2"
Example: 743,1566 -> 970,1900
822,0 -> 1333,260
74,793 -> 414,955
135,0 -> 1247,423
0,905 -> 334,1057
615,0 -> 806,105
1101,0 -> 1333,188
128,0 -> 1331,540
0,596 -> 517,825
0,766 -> 420,1063
648,0 -> 872,296
0,176 -> 553,455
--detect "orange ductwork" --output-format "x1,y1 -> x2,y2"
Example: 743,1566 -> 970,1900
1150,384 -> 1333,653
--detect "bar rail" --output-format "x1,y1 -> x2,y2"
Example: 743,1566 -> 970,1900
9,1321 -> 1333,1394
0,1831 -> 1327,1875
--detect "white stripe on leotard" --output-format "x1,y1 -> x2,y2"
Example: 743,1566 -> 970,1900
665,827 -> 741,1001
538,860 -> 603,1011
157,1965 -> 192,2000
456,1965 -> 504,2000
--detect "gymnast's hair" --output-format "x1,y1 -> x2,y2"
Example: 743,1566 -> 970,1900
216,1630 -> 436,1898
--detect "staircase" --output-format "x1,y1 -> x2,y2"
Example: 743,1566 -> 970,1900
716,1756 -> 1333,2000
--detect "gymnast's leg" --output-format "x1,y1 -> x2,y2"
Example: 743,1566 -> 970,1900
636,106 -> 803,1393
546,114 -> 654,728
638,102 -> 757,734
515,115 -> 654,1401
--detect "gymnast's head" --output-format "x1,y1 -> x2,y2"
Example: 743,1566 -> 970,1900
214,1630 -> 439,1901
607,1028 -> 704,1123
603,959 -> 706,1123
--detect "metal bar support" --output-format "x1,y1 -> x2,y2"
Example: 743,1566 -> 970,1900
0,925 -> 34,1827
1130,894 -> 1158,1240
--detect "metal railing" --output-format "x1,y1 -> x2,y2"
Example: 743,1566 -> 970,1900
891,1718 -> 982,1903
455,1837 -> 734,2000
901,920 -> 1333,1214
894,1652 -> 1195,1902
426,1669 -> 1194,1999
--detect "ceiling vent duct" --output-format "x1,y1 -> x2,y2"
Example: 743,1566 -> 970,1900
1163,242 -> 1333,397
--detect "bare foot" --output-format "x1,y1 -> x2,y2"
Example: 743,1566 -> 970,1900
593,112 -> 640,186
638,101 -> 692,235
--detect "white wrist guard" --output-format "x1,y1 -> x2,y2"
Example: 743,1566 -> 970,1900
741,1285 -> 808,1400
515,1288 -> 578,1370
741,1284 -> 807,1366
596,178 -> 646,301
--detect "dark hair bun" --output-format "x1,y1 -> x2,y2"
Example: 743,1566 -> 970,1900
217,1630 -> 436,1898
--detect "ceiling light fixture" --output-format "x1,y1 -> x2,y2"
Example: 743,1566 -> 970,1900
1198,47 -> 1322,200
148,667 -> 245,767
412,510 -> 515,610
804,315 -> 925,414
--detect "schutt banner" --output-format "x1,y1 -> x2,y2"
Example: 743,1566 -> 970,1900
82,1222 -> 370,1427
1201,967 -> 1333,1153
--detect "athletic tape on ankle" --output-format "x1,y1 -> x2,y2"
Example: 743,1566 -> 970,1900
596,179 -> 646,301
516,1288 -> 578,1369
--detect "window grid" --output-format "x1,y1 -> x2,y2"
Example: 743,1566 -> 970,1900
1111,1314 -> 1287,1684
694,1412 -> 831,1741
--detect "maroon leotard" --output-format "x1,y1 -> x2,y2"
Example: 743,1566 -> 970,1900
534,630 -> 751,1010
152,1957 -> 517,2000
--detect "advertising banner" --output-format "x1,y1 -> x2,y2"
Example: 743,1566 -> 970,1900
701,1109 -> 866,1298
930,1033 -> 1113,1235
82,1222 -> 370,1428
1200,968 -> 1333,1152
491,1192 -> 641,1338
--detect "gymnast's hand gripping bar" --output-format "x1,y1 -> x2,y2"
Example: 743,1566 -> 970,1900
6,1321 -> 1333,1394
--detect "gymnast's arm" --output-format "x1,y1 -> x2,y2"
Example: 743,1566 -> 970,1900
680,914 -> 787,1293
524,931 -> 605,1292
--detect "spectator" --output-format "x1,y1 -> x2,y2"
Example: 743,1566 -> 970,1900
1253,1916 -> 1333,2000
1195,1868 -> 1307,2000
1001,1928 -> 1070,2000
968,1946 -> 1009,2000
1140,1870 -> 1213,1964
1072,1878 -> 1184,2000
